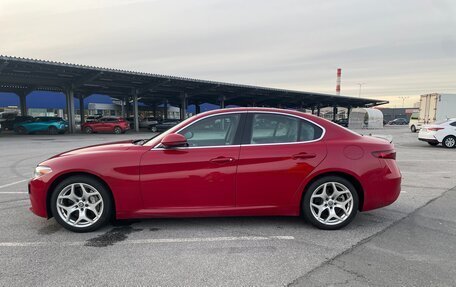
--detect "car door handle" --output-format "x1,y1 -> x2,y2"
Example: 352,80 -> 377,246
210,156 -> 235,164
292,152 -> 316,160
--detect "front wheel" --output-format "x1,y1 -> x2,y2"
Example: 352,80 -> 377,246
16,126 -> 27,134
302,176 -> 359,230
410,125 -> 416,133
443,136 -> 456,148
50,176 -> 112,232
84,127 -> 93,134
113,126 -> 122,134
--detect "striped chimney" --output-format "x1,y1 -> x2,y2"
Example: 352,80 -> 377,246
336,68 -> 341,95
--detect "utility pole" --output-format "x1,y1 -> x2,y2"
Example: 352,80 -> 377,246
357,83 -> 365,97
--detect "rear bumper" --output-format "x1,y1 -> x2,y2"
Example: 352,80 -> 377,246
362,159 -> 402,211
418,138 -> 439,144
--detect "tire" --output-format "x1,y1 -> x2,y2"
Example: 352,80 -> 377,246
428,142 -> 438,146
442,136 -> 456,148
151,126 -> 158,133
113,126 -> 122,134
50,175 -> 113,232
84,127 -> 93,134
302,176 -> 359,230
48,126 -> 58,135
16,126 -> 27,135
410,125 -> 416,133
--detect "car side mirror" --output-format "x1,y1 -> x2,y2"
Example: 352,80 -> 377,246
161,133 -> 188,148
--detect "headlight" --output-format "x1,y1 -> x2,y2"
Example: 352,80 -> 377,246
34,166 -> 52,178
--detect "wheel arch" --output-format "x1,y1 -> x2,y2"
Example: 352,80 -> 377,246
301,171 -> 365,212
46,172 -> 116,219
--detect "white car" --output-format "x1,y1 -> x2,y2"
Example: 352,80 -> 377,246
418,118 -> 456,148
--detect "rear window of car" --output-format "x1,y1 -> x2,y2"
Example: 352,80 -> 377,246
248,113 -> 323,144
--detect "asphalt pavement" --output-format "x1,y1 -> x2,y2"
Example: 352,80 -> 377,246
0,126 -> 455,286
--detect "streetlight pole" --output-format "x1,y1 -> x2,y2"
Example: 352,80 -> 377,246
357,83 -> 365,97
397,96 -> 409,108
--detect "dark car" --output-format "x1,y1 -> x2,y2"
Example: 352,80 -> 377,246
334,118 -> 349,127
148,119 -> 180,132
388,118 -> 408,125
1,116 -> 34,131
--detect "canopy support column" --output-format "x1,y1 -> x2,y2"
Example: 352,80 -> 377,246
180,93 -> 188,120
219,96 -> 225,109
195,101 -> 201,114
18,92 -> 28,116
65,86 -> 76,133
333,106 -> 338,121
132,89 -> 139,132
163,100 -> 168,120
78,94 -> 85,126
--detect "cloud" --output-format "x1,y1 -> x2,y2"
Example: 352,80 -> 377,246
1,0 -> 455,107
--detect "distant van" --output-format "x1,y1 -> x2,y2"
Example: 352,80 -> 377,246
409,112 -> 420,132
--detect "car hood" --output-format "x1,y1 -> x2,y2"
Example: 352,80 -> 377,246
50,140 -> 137,158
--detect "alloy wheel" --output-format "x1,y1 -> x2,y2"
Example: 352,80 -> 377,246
444,136 -> 456,148
56,183 -> 104,228
309,182 -> 353,226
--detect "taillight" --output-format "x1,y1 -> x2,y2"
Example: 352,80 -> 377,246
372,150 -> 396,160
428,127 -> 444,131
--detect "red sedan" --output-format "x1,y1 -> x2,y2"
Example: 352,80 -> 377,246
29,108 -> 401,232
81,117 -> 130,134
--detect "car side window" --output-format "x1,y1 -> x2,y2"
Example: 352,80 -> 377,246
451,121 -> 456,127
178,114 -> 241,147
249,113 -> 323,144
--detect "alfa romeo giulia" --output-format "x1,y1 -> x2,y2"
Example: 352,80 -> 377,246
29,108 -> 401,232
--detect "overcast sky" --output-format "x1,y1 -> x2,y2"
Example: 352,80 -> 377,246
1,0 -> 455,107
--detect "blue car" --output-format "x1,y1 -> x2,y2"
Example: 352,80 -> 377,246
14,117 -> 68,135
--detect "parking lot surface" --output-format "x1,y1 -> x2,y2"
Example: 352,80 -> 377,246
0,126 -> 455,286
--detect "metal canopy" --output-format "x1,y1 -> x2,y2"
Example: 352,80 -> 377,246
0,55 -> 388,108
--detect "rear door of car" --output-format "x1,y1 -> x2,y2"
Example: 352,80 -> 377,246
235,112 -> 327,209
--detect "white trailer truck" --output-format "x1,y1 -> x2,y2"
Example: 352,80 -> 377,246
410,93 -> 456,132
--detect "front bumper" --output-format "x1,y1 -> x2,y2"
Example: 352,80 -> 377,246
28,178 -> 49,218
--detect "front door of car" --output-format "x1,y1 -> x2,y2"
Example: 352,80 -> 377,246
139,113 -> 245,209
235,113 -> 327,209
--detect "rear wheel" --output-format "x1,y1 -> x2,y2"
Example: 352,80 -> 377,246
48,126 -> 58,135
84,127 -> 93,134
113,126 -> 122,134
443,136 -> 456,148
16,126 -> 27,134
302,176 -> 358,230
410,125 -> 416,133
50,176 -> 112,232
150,126 -> 158,133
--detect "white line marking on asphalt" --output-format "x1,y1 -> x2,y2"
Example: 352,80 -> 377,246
0,179 -> 28,189
0,192 -> 28,194
401,190 -> 407,193
0,235 -> 295,247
